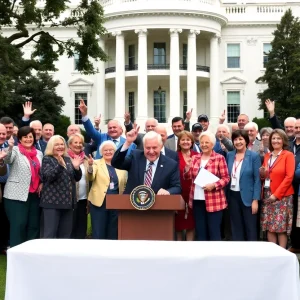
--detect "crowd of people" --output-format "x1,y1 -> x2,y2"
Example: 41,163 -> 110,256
0,98 -> 300,252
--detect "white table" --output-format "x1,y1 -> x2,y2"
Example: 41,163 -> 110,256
5,239 -> 300,300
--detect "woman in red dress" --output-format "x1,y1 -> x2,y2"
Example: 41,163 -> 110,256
175,130 -> 198,241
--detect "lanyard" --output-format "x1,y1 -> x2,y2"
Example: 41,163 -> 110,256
232,158 -> 243,178
268,150 -> 282,171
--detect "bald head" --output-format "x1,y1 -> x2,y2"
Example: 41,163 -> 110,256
0,124 -> 7,146
155,124 -> 168,144
145,118 -> 158,132
67,124 -> 81,137
30,120 -> 43,140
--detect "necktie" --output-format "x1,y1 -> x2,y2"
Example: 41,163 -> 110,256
113,139 -> 118,147
144,162 -> 154,187
36,140 -> 41,151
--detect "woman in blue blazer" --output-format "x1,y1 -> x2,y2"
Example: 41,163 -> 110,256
226,130 -> 261,241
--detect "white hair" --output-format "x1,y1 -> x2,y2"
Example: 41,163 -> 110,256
30,120 -> 42,127
199,131 -> 216,146
284,117 -> 296,126
143,131 -> 163,145
244,122 -> 258,131
109,119 -> 122,128
145,118 -> 158,126
99,140 -> 117,156
216,124 -> 230,133
155,124 -> 167,133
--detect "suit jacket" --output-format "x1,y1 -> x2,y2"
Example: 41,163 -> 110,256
226,150 -> 261,206
184,151 -> 230,212
3,146 -> 43,201
88,158 -> 127,207
262,150 -> 294,200
164,147 -> 178,162
83,118 -> 136,158
165,136 -> 176,151
111,148 -> 181,195
35,139 -> 47,154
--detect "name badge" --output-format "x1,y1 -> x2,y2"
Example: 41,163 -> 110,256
109,182 -> 114,189
264,178 -> 270,188
231,176 -> 237,188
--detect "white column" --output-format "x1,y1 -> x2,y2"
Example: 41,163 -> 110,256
113,31 -> 125,122
187,30 -> 200,124
209,33 -> 220,126
97,38 -> 106,125
168,28 -> 182,122
135,29 -> 148,125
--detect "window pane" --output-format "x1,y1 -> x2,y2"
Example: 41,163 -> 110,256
227,91 -> 240,123
227,57 -> 240,68
153,91 -> 166,123
128,92 -> 135,121
263,43 -> 272,53
227,44 -> 240,56
75,93 -> 87,125
183,91 -> 187,119
154,43 -> 166,65
183,44 -> 188,65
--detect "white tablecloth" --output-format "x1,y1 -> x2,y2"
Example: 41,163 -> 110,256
5,239 -> 300,300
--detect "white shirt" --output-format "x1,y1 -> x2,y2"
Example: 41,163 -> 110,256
78,164 -> 87,200
230,160 -> 243,192
161,146 -> 166,156
111,137 -> 121,147
194,159 -> 209,201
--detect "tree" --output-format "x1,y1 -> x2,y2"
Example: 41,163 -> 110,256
0,0 -> 107,76
256,9 -> 300,121
0,72 -> 65,128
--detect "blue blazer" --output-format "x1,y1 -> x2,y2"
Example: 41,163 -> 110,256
165,147 -> 178,162
112,148 -> 181,195
82,118 -> 136,159
226,149 -> 261,206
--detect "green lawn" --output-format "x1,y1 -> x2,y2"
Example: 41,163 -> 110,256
0,255 -> 6,300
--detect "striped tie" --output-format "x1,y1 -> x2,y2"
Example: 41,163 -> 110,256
144,162 -> 154,187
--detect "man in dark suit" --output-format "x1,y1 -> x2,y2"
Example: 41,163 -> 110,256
155,124 -> 178,162
112,129 -> 181,195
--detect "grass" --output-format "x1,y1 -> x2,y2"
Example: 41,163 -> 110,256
0,255 -> 6,300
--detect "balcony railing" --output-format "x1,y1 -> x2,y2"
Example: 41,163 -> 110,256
105,67 -> 116,74
180,64 -> 187,70
197,65 -> 210,72
147,64 -> 170,70
125,64 -> 138,71
105,64 -> 209,73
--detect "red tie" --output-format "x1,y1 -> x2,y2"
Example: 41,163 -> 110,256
144,163 -> 153,186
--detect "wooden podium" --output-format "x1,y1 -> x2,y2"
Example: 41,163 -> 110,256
106,195 -> 185,241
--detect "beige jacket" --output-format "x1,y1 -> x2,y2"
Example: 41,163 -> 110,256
88,158 -> 127,207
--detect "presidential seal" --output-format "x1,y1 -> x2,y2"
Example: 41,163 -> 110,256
130,185 -> 156,210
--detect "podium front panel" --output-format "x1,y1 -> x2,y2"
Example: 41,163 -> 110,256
118,210 -> 174,240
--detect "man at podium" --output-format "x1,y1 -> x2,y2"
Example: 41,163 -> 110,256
112,129 -> 181,195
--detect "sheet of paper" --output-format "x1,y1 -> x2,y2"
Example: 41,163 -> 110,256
194,167 -> 220,187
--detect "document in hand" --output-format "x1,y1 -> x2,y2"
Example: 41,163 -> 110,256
194,167 -> 220,187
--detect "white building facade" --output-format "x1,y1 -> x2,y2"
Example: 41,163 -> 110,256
19,0 -> 300,130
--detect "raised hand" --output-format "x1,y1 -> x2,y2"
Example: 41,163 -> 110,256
0,149 -> 7,160
94,114 -> 101,128
125,125 -> 140,144
185,157 -> 192,172
265,99 -> 275,116
71,155 -> 84,170
124,112 -> 131,124
78,99 -> 87,117
259,140 -> 264,153
185,108 -> 193,121
56,155 -> 66,168
22,101 -> 37,118
87,154 -> 93,166
8,136 -> 14,149
219,109 -> 226,124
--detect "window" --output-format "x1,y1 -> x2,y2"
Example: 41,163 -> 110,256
183,44 -> 188,66
227,44 -> 240,68
227,91 -> 240,123
74,53 -> 79,71
183,91 -> 187,119
75,93 -> 87,124
263,43 -> 272,68
128,92 -> 135,121
153,43 -> 166,65
154,90 -> 166,123
128,45 -> 135,70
